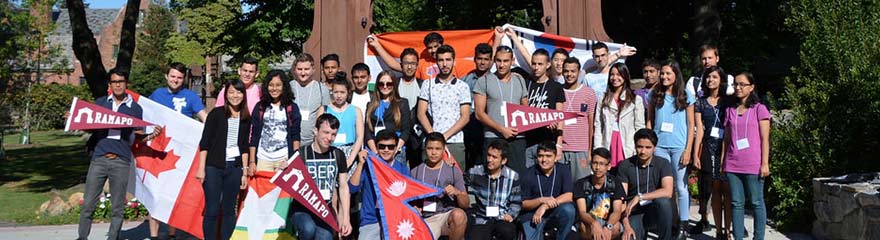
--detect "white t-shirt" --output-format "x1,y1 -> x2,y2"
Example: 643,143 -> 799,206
398,79 -> 421,110
686,74 -> 735,97
351,91 -> 371,117
257,105 -> 289,161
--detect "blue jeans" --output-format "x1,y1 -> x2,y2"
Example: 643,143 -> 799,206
655,147 -> 689,222
727,172 -> 766,240
203,164 -> 242,240
519,203 -> 576,240
628,198 -> 674,240
290,209 -> 334,240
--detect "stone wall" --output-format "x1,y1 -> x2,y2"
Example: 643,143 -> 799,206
813,172 -> 880,240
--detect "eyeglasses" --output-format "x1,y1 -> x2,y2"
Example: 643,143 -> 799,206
377,144 -> 396,150
733,83 -> 753,88
377,81 -> 394,88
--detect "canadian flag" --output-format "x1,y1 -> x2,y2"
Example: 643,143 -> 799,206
502,101 -> 582,133
365,150 -> 442,240
64,96 -> 155,131
127,90 -> 206,238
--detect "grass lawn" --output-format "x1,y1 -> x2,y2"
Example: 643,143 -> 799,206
1,130 -> 91,225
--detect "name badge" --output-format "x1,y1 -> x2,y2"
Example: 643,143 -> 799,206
486,206 -> 500,217
334,133 -> 347,144
736,138 -> 750,150
374,126 -> 386,134
320,189 -> 331,201
300,110 -> 310,121
226,147 -> 240,158
564,118 -> 577,126
710,127 -> 723,138
423,201 -> 437,212
612,122 -> 621,132
660,122 -> 674,132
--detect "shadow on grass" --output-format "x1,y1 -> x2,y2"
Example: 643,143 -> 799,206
0,144 -> 90,192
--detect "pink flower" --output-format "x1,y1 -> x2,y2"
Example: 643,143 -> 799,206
79,199 -> 84,205
129,201 -> 139,208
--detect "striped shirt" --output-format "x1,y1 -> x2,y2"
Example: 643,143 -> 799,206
467,165 -> 522,224
226,118 -> 240,161
562,84 -> 597,152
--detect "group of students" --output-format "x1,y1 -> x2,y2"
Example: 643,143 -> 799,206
75,27 -> 771,240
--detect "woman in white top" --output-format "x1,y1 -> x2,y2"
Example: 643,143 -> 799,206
593,63 -> 645,168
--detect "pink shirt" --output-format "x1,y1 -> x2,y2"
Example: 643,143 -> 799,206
215,83 -> 261,114
562,85 -> 597,152
723,103 -> 770,174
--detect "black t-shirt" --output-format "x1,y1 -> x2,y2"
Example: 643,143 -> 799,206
573,175 -> 626,220
298,145 -> 349,201
616,156 -> 673,199
526,80 -> 566,144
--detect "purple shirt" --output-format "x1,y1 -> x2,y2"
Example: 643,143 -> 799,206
723,103 -> 770,174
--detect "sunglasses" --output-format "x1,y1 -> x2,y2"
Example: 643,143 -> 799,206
377,143 -> 396,150
377,81 -> 394,88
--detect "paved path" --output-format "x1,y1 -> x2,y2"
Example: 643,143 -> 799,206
0,205 -> 812,240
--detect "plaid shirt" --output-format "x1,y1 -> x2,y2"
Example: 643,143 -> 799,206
467,165 -> 522,224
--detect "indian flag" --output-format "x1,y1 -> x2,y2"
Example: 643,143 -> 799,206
231,171 -> 295,240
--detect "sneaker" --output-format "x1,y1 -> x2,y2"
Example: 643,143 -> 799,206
675,229 -> 689,240
690,219 -> 710,234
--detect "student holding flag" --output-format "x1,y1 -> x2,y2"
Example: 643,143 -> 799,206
411,132 -> 468,240
292,114 -> 352,239
197,79 -> 251,240
349,130 -> 411,239
78,68 -> 163,240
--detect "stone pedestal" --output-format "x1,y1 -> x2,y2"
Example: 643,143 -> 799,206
813,172 -> 880,240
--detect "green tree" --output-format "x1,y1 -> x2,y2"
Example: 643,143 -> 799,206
372,0 -> 542,32
129,3 -> 175,95
175,0 -> 239,56
165,32 -> 205,67
768,0 -> 880,231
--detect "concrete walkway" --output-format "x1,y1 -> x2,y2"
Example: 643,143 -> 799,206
0,205 -> 812,240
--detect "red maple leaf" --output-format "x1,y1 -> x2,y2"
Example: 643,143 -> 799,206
133,126 -> 181,179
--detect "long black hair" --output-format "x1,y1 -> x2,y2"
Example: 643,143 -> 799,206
602,62 -> 636,109
651,60 -> 688,111
735,71 -> 761,108
259,70 -> 294,108
223,79 -> 250,120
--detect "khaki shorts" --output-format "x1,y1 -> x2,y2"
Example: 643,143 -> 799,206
424,211 -> 452,240
256,159 -> 284,172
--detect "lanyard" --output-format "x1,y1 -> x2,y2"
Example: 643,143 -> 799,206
733,107 -> 752,141
495,76 -> 514,102
295,82 -> 314,110
537,168 -> 557,198
420,163 -> 445,187
635,162 -> 650,195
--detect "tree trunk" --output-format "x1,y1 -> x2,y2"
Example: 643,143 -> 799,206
66,0 -> 106,99
116,0 -> 140,72
693,0 -> 722,50
66,0 -> 141,99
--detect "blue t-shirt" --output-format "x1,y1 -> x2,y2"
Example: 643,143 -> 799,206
149,87 -> 205,118
349,159 -> 411,226
651,93 -> 695,148
520,164 -> 573,205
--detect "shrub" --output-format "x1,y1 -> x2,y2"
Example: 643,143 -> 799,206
769,0 -> 880,231
8,84 -> 92,130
